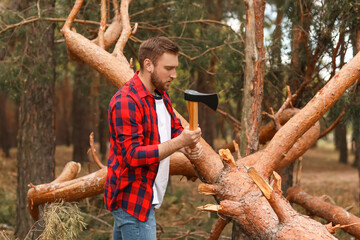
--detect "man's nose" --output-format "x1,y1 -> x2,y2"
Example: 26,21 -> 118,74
170,69 -> 176,79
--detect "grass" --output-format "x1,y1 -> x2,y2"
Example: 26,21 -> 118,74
0,140 -> 359,239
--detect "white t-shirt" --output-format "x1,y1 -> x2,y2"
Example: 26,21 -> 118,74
152,96 -> 171,208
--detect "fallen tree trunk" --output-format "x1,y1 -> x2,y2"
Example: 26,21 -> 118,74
26,111 -> 320,221
287,186 -> 360,238
198,50 -> 360,238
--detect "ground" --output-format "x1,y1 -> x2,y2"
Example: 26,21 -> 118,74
0,139 -> 358,239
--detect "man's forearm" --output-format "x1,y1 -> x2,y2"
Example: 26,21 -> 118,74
158,137 -> 184,161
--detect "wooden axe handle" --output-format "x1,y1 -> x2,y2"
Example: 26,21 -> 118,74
187,101 -> 198,131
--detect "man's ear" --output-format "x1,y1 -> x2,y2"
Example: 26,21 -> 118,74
144,58 -> 154,73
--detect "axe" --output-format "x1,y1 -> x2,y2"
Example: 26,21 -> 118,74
184,89 -> 219,131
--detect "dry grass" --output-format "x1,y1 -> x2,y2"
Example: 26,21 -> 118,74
0,140 -> 359,239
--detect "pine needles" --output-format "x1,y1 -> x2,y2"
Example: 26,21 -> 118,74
39,201 -> 87,240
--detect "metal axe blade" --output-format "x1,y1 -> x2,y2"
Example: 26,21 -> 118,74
184,89 -> 219,111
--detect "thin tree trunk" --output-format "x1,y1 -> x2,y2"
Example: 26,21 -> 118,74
195,0 -> 222,148
278,162 -> 295,196
72,62 -> 92,163
56,62 -> 72,146
235,0 -> 266,238
0,91 -> 10,157
99,99 -> 108,161
354,28 -> 360,215
15,0 -> 56,237
336,123 -> 348,164
289,1 -> 311,107
351,28 -> 360,169
240,0 -> 265,156
196,69 -> 216,148
97,74 -> 110,161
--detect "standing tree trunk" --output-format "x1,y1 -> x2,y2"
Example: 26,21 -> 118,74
234,0 -> 266,238
352,29 -> 360,168
289,0 -> 312,107
0,91 -> 10,157
335,123 -> 348,164
98,78 -> 110,161
72,62 -> 92,163
15,1 -> 56,238
196,68 -> 216,148
56,61 -> 72,146
194,0 -> 223,148
240,0 -> 265,156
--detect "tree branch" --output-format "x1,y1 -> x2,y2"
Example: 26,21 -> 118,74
98,0 -> 107,49
287,186 -> 360,238
0,17 -> 102,35
318,107 -> 346,139
89,132 -> 106,169
113,0 -> 132,56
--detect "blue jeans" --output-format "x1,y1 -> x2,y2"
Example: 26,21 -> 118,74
111,206 -> 156,240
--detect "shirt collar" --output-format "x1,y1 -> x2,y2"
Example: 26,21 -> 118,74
132,71 -> 152,99
133,71 -> 166,99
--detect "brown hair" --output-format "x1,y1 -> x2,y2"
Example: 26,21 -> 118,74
138,36 -> 179,70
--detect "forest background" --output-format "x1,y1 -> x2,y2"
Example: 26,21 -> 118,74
0,0 -> 360,239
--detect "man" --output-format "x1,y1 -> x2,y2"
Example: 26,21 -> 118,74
104,36 -> 203,240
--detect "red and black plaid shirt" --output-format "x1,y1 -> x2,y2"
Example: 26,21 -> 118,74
104,72 -> 183,222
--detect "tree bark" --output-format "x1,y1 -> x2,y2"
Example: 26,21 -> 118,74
235,0 -> 266,238
194,0 -> 222,149
240,0 -> 265,156
56,62 -> 72,146
15,1 -> 56,237
287,186 -> 360,238
335,123 -> 348,164
289,0 -> 311,106
352,28 -> 360,168
72,62 -> 92,163
99,96 -> 109,160
0,91 -> 10,157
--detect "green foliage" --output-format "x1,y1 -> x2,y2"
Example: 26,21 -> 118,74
127,0 -> 245,121
39,201 -> 87,240
0,189 -> 15,226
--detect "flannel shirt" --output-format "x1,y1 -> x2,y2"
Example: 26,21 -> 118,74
104,72 -> 183,222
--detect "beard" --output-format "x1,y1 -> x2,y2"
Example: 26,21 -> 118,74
150,70 -> 168,91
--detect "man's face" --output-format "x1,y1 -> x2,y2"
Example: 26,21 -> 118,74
150,52 -> 178,92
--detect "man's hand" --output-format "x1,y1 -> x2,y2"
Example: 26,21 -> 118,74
178,126 -> 202,148
158,126 -> 202,161
184,142 -> 203,160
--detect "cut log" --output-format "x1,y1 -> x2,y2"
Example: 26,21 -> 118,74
27,168 -> 107,220
51,161 -> 81,184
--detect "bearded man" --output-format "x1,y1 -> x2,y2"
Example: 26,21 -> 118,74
104,36 -> 203,240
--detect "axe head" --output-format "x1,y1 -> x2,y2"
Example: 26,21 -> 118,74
184,89 -> 219,111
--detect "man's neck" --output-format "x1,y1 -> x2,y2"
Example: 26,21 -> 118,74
138,71 -> 155,95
